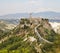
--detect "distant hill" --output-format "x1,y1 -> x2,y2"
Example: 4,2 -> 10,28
0,11 -> 60,19
33,11 -> 60,19
0,13 -> 29,19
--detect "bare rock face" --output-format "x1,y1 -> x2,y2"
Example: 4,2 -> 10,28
49,22 -> 60,34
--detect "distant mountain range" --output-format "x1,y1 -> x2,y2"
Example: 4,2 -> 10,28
0,11 -> 60,19
33,11 -> 60,19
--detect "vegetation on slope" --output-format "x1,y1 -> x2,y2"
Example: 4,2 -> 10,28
0,18 -> 60,53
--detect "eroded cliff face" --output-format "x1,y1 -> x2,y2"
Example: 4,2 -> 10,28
49,22 -> 60,34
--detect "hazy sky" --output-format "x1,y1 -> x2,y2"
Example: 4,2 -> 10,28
0,0 -> 60,15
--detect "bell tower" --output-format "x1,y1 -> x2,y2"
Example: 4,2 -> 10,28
29,13 -> 32,18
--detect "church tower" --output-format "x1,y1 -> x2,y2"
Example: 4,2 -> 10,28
29,13 -> 32,18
